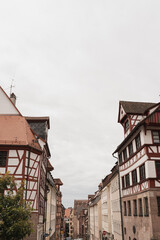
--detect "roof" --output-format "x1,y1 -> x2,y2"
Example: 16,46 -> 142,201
54,178 -> 63,186
25,116 -> 50,129
115,102 -> 160,154
119,101 -> 156,115
47,160 -> 54,171
0,115 -> 42,152
65,208 -> 71,218
74,200 -> 88,216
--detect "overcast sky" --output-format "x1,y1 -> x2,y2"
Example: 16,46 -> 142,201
0,0 -> 160,207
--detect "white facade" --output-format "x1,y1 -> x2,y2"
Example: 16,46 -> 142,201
110,174 -> 122,240
46,175 -> 57,240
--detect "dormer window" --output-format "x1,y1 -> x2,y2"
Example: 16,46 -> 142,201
124,119 -> 129,133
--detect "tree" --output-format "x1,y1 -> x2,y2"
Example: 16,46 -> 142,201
0,173 -> 33,240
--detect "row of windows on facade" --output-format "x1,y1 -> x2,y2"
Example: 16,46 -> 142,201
122,161 -> 160,189
119,131 -> 160,164
119,134 -> 141,164
123,197 -> 160,217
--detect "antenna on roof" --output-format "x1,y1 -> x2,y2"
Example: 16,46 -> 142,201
10,79 -> 15,97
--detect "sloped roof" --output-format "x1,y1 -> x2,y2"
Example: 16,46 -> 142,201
65,208 -> 71,218
0,115 -> 41,152
54,178 -> 63,185
120,101 -> 156,115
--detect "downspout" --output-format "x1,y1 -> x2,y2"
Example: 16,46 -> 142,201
112,153 -> 124,240
25,150 -> 30,203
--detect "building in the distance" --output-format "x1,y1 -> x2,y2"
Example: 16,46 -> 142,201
54,178 -> 63,240
113,101 -> 160,240
73,200 -> 88,239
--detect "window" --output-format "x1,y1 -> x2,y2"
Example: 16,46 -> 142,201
124,201 -> 127,216
138,198 -> 143,216
153,131 -> 160,143
124,120 -> 129,132
122,176 -> 125,189
119,153 -> 122,164
157,197 -> 160,216
135,134 -> 141,150
128,200 -> 131,216
133,199 -> 137,216
128,142 -> 133,156
132,169 -> 137,185
125,174 -> 130,188
139,164 -> 146,181
123,148 -> 128,161
156,161 -> 160,178
0,151 -> 7,167
144,197 -> 149,216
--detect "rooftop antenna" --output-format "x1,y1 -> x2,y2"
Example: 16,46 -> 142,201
10,79 -> 15,97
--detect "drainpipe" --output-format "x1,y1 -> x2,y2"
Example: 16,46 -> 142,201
112,153 -> 124,240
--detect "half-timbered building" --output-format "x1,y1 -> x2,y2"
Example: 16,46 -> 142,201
0,87 -> 53,240
113,101 -> 160,240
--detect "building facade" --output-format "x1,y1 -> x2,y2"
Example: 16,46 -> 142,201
114,101 -> 160,240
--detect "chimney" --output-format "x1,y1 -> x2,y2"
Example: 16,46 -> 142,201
10,92 -> 16,105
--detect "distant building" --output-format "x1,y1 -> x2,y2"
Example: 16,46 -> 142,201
114,101 -> 160,240
54,178 -> 63,240
73,200 -> 88,239
69,208 -> 74,239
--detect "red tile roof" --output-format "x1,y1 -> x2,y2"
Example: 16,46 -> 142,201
0,115 -> 41,151
54,178 -> 63,185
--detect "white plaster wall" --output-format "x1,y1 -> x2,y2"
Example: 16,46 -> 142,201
146,161 -> 156,178
0,89 -> 19,115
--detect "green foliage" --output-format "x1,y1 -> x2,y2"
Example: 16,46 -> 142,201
0,173 -> 33,240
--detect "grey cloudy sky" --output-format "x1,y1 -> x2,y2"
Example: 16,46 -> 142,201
0,0 -> 160,207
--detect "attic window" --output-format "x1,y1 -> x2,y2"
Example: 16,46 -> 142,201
0,151 -> 7,167
124,120 -> 129,133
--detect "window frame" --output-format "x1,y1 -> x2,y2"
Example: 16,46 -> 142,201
119,152 -> 123,164
128,200 -> 131,216
124,201 -> 127,216
125,173 -> 130,188
122,176 -> 125,189
123,148 -> 128,161
124,119 -> 129,133
0,151 -> 8,167
144,197 -> 149,217
156,161 -> 160,178
152,131 -> 160,144
132,169 -> 137,185
135,134 -> 141,151
128,142 -> 133,157
157,197 -> 160,216
133,199 -> 137,216
138,198 -> 143,217
139,163 -> 146,181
